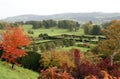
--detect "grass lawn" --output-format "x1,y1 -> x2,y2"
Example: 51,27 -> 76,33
57,46 -> 90,52
0,61 -> 39,79
33,40 -> 52,43
22,24 -> 84,37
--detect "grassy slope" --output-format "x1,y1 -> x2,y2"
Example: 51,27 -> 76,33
22,24 -> 84,37
0,61 -> 39,79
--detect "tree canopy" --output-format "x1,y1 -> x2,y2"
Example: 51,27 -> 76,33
0,26 -> 31,67
98,20 -> 120,65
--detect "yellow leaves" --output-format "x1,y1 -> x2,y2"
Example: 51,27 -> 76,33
98,20 -> 120,57
40,50 -> 75,68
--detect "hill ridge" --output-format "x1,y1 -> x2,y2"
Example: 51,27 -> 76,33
2,12 -> 120,23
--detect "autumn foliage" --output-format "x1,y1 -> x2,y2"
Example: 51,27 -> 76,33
38,67 -> 74,79
38,49 -> 120,78
98,20 -> 120,65
0,26 -> 31,65
40,50 -> 75,69
84,70 -> 120,79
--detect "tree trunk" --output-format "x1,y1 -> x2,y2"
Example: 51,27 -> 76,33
12,63 -> 14,69
110,51 -> 119,66
110,55 -> 114,66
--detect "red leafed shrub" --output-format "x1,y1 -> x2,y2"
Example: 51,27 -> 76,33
73,49 -> 80,66
97,58 -> 120,77
97,58 -> 111,71
72,49 -> 120,78
0,26 -> 31,68
73,49 -> 100,79
73,61 -> 100,79
38,67 -> 74,79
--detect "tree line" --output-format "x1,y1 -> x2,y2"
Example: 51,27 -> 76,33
25,19 -> 80,31
0,19 -> 113,35
82,20 -> 115,35
0,20 -> 80,32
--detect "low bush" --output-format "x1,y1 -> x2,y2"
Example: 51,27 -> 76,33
84,70 -> 120,79
17,51 -> 41,71
38,67 -> 74,79
97,58 -> 120,77
39,50 -> 75,70
73,49 -> 100,79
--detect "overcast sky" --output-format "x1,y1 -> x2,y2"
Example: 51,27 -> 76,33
0,0 -> 120,19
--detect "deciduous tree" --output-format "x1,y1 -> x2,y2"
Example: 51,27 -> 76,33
0,26 -> 31,68
98,20 -> 120,65
91,25 -> 101,35
82,21 -> 93,35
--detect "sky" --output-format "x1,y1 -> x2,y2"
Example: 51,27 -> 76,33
0,0 -> 120,19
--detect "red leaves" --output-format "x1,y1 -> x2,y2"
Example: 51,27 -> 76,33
73,49 -> 80,66
0,26 -> 30,64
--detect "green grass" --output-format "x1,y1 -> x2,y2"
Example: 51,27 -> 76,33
22,24 -> 84,37
0,61 -> 39,79
33,40 -> 52,43
57,46 -> 90,52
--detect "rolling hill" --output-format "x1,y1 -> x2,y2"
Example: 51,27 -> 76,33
2,12 -> 120,23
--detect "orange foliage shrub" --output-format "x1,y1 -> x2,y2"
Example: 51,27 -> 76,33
84,75 -> 96,79
84,70 -> 120,79
38,67 -> 74,79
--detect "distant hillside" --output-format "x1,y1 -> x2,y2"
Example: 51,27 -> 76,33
2,12 -> 120,23
0,61 -> 38,79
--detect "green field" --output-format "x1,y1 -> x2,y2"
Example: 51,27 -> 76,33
0,61 -> 38,79
22,24 -> 84,37
22,24 -> 96,53
57,46 -> 90,52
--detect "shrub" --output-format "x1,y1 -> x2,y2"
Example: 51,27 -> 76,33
63,39 -> 70,47
38,33 -> 48,39
72,49 -> 100,79
27,30 -> 34,34
97,58 -> 120,77
84,75 -> 96,79
38,67 -> 74,79
17,51 -> 41,71
73,55 -> 120,79
68,39 -> 76,46
39,50 -> 75,70
84,70 -> 120,79
45,42 -> 52,50
39,44 -> 46,52
77,44 -> 83,47
33,45 -> 39,51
